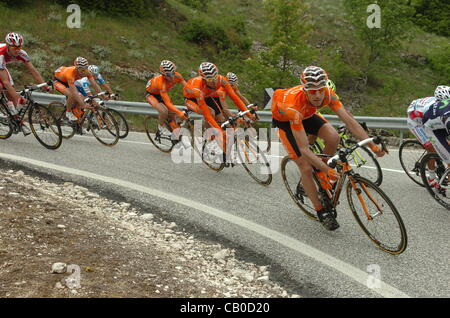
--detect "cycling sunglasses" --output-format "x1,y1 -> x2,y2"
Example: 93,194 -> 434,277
8,45 -> 22,51
304,86 -> 327,94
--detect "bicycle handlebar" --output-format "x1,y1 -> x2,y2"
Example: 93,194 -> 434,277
327,136 -> 383,168
20,80 -> 53,94
220,105 -> 257,129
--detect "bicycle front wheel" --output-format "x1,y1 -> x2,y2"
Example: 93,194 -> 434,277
399,139 -> 427,187
28,104 -> 62,150
419,152 -> 450,210
201,138 -> 225,172
236,136 -> 272,185
107,108 -> 129,139
88,110 -> 119,146
346,175 -> 407,255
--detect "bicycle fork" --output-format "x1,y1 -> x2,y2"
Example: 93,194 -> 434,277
349,178 -> 383,220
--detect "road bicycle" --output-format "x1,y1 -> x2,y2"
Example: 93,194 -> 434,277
281,136 -> 407,255
99,93 -> 129,139
201,106 -> 272,185
310,122 -> 383,186
398,139 -> 428,187
144,109 -> 194,153
0,81 -> 62,150
48,92 -> 119,147
419,152 -> 450,210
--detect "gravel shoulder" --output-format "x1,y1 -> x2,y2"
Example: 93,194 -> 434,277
0,168 -> 300,298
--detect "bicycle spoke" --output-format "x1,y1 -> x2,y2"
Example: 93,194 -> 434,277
347,176 -> 407,254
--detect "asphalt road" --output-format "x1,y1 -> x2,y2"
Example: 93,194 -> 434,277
0,130 -> 448,298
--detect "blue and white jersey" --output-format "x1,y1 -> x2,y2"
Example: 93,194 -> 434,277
407,97 -> 436,115
74,73 -> 106,96
422,99 -> 450,133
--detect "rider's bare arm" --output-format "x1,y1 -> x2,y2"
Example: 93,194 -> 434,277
335,107 -> 385,157
0,69 -> 20,105
23,61 -> 46,87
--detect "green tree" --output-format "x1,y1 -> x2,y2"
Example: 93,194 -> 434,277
259,0 -> 313,87
409,0 -> 450,36
343,0 -> 415,65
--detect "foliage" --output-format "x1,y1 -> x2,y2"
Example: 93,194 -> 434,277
343,0 -> 415,65
260,0 -> 313,87
55,0 -> 153,17
411,0 -> 450,36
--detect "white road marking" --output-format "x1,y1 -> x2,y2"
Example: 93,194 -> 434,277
0,152 -> 411,298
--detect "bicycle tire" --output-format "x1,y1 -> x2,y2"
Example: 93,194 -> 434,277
48,102 -> 76,139
237,136 -> 272,185
89,109 -> 119,147
346,175 -> 407,255
144,116 -> 174,153
280,155 -> 319,221
28,104 -> 63,150
201,138 -> 225,172
244,125 -> 271,153
399,139 -> 427,187
344,140 -> 383,186
0,104 -> 12,139
107,108 -> 129,139
419,152 -> 450,210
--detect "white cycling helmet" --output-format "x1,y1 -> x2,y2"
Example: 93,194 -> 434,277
88,65 -> 100,76
434,85 -> 450,101
5,32 -> 23,47
74,56 -> 89,69
160,60 -> 176,76
198,62 -> 218,80
300,66 -> 328,90
226,72 -> 238,85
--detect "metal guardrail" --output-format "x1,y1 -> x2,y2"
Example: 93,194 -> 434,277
31,92 -> 408,142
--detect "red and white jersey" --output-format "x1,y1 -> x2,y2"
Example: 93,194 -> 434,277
0,43 -> 30,70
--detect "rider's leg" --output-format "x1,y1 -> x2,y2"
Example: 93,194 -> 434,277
278,127 -> 323,211
146,94 -> 169,126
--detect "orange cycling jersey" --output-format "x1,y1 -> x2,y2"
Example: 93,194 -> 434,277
271,85 -> 343,131
54,66 -> 93,86
183,75 -> 247,113
146,72 -> 186,115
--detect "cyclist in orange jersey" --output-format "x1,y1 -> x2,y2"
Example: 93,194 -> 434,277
224,72 -> 250,106
53,57 -> 103,121
183,62 -> 254,151
272,66 -> 385,231
146,60 -> 187,136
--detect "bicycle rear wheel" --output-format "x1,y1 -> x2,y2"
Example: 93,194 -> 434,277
88,109 -> 119,147
236,135 -> 272,185
399,139 -> 427,187
48,102 -> 75,139
144,116 -> 174,153
107,108 -> 129,139
280,155 -> 319,221
419,152 -> 450,210
0,104 -> 12,139
344,140 -> 382,186
201,138 -> 225,172
346,175 -> 407,255
28,104 -> 62,150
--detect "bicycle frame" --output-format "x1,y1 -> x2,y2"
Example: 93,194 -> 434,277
322,137 -> 386,220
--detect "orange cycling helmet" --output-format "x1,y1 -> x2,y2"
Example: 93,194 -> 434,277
198,62 -> 218,80
74,56 -> 89,69
226,72 -> 238,85
300,66 -> 328,90
160,60 -> 176,76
